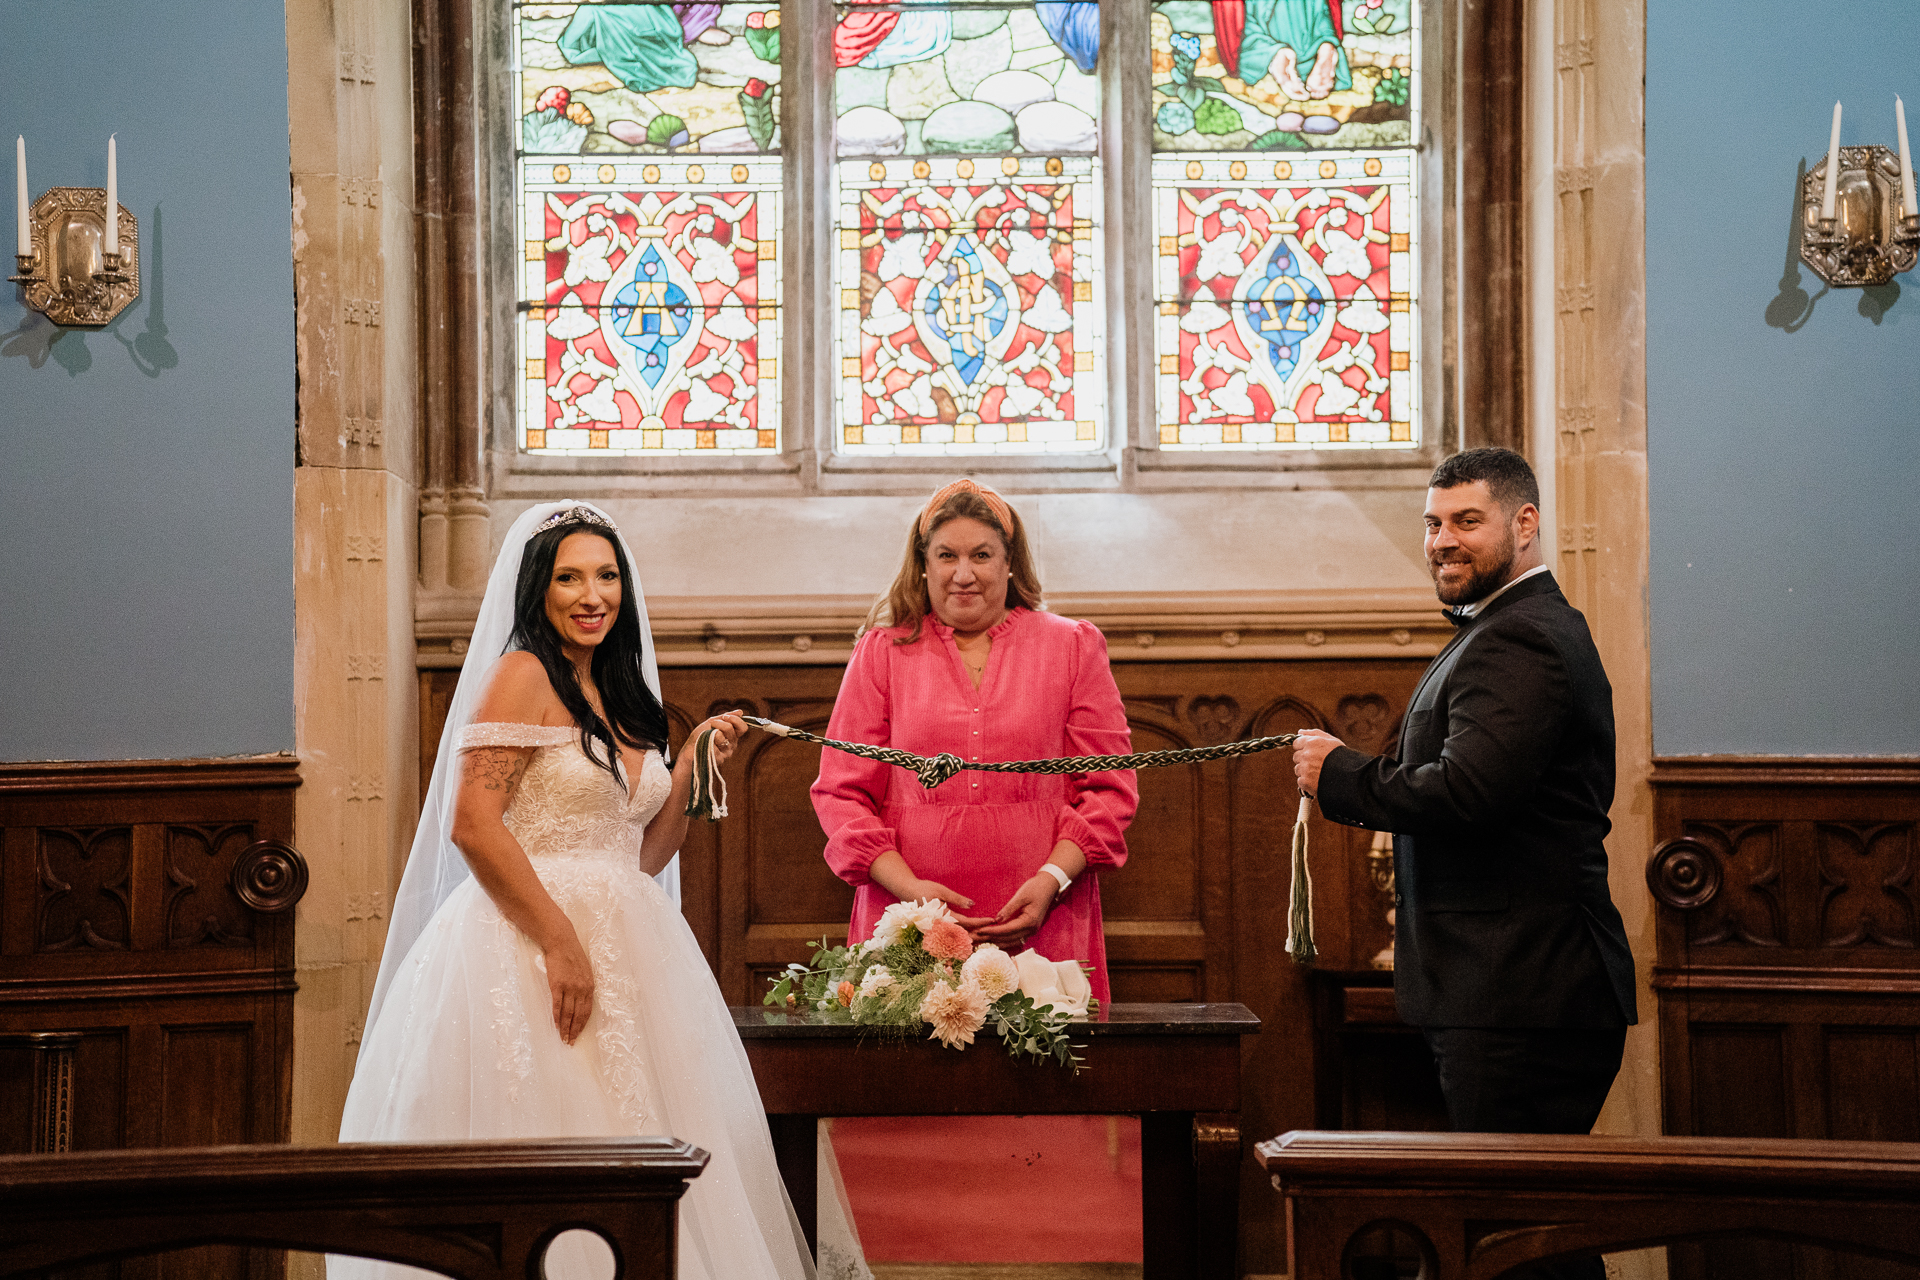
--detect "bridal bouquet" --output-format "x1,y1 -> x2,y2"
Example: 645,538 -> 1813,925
763,899 -> 1098,1071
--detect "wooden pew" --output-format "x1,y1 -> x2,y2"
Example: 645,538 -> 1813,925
1257,1131 -> 1920,1280
0,1138 -> 707,1278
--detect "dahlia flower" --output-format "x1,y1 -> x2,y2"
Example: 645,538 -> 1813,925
961,944 -> 1019,1001
922,917 -> 973,962
919,980 -> 990,1049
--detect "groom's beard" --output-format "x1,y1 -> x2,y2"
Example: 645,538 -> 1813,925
1430,530 -> 1518,606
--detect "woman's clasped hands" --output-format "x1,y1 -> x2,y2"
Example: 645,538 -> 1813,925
970,869 -> 1063,945
870,840 -> 1085,947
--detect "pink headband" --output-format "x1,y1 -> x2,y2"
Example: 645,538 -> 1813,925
918,478 -> 1017,539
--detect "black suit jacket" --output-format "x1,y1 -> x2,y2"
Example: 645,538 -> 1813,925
1317,571 -> 1636,1029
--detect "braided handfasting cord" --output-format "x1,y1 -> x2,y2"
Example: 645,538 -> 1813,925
682,716 -> 1318,965
739,715 -> 1299,789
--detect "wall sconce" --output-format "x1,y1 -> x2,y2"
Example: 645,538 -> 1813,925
1799,99 -> 1919,289
10,135 -> 140,328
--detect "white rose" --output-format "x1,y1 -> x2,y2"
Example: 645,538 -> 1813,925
1011,948 -> 1092,1017
858,964 -> 895,998
961,945 -> 1020,1001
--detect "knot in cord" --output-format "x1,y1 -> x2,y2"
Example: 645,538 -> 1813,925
917,753 -> 967,789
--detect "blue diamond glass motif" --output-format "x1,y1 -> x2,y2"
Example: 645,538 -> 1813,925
1242,242 -> 1325,385
922,238 -> 1010,388
611,245 -> 694,389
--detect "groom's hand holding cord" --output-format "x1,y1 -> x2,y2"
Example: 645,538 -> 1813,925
1291,729 -> 1345,799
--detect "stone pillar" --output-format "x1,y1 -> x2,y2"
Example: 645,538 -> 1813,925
1544,0 -> 1660,1183
415,0 -> 490,635
287,0 -> 421,1241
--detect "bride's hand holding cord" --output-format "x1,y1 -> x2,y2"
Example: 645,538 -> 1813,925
638,709 -> 750,875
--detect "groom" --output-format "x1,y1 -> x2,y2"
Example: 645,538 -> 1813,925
1291,449 -> 1635,1194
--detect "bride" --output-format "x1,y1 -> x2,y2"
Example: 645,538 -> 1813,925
332,501 -> 814,1280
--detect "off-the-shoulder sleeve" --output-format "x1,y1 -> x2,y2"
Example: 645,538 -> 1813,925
808,629 -> 901,887
1052,620 -> 1139,868
457,722 -> 577,750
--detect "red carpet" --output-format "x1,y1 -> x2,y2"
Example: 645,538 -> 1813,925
829,1116 -> 1144,1263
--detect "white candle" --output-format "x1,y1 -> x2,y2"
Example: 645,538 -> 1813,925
106,134 -> 118,257
1821,101 -> 1843,222
1898,96 -> 1917,219
15,135 -> 27,257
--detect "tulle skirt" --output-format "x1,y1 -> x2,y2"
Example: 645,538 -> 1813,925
330,852 -> 813,1280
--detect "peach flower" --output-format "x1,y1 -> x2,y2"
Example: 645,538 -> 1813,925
836,980 -> 856,1008
919,980 -> 990,1049
922,917 -> 974,962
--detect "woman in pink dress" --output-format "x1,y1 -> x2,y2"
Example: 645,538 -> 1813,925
810,479 -> 1138,1004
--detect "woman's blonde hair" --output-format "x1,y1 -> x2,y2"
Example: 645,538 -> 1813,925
865,481 -> 1045,644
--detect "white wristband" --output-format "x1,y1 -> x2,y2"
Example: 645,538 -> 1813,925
1039,863 -> 1073,896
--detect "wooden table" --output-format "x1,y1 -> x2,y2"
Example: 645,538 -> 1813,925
734,1002 -> 1260,1280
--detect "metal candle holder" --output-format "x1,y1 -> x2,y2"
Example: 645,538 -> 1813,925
1800,145 -> 1920,288
8,186 -> 140,327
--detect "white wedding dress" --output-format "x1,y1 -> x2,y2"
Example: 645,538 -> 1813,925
332,723 -> 814,1280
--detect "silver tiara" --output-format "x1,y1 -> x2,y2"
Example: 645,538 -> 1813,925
534,505 -> 617,535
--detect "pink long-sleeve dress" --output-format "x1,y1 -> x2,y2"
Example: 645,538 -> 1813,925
810,606 -> 1138,1005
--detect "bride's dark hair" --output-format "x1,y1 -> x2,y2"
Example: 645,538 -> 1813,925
509,517 -> 669,784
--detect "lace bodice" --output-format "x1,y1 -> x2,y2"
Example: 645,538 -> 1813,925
457,723 -> 672,861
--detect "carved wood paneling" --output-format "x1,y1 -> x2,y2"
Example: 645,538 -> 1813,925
164,824 -> 259,949
1651,757 -> 1920,1280
1675,821 -> 1784,948
0,758 -> 301,1185
1817,823 -> 1916,949
36,828 -> 132,953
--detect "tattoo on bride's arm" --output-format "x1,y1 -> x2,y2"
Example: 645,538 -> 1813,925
463,746 -> 530,794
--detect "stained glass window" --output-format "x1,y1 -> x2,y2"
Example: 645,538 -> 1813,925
515,2 -> 782,455
834,2 -> 1101,157
832,2 -> 1103,454
836,154 -> 1101,453
1152,1 -> 1420,449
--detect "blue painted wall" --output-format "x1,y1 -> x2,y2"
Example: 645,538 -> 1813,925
1648,0 -> 1920,756
0,1 -> 295,761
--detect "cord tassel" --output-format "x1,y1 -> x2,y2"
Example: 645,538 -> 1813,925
1285,792 -> 1316,965
683,726 -> 728,821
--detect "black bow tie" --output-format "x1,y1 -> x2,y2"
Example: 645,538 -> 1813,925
1442,607 -> 1474,628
